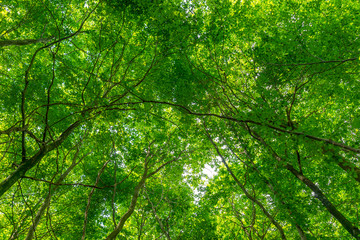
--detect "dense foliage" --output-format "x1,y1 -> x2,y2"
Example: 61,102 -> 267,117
0,0 -> 359,239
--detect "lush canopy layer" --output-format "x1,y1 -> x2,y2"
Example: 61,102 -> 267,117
0,0 -> 359,239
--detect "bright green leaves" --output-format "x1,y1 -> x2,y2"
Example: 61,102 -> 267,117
1,0 -> 360,239
352,117 -> 360,130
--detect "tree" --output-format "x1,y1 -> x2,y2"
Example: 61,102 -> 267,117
1,0 -> 359,239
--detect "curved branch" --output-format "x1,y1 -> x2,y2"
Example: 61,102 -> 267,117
140,100 -> 360,154
204,125 -> 287,240
0,121 -> 81,198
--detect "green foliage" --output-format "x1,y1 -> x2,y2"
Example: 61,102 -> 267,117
0,0 -> 359,239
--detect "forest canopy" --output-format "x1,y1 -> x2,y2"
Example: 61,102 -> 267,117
0,0 -> 359,239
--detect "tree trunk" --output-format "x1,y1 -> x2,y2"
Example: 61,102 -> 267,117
286,164 -> 360,240
0,37 -> 54,47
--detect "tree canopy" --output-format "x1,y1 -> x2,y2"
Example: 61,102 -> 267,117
0,0 -> 359,239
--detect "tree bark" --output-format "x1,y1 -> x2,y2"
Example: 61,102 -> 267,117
248,128 -> 360,239
105,170 -> 148,240
286,164 -> 360,240
204,127 -> 287,240
0,121 -> 80,198
0,37 -> 54,47
105,145 -> 183,239
226,139 -> 307,239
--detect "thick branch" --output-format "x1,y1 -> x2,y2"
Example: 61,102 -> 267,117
105,168 -> 148,240
253,130 -> 360,239
204,127 -> 287,240
286,164 -> 360,239
105,145 -> 181,239
0,124 -> 27,135
0,121 -> 81,198
0,37 -> 54,47
141,100 -> 360,154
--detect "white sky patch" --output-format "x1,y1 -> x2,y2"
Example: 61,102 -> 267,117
182,157 -> 220,204
195,163 -> 219,203
202,163 -> 217,181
